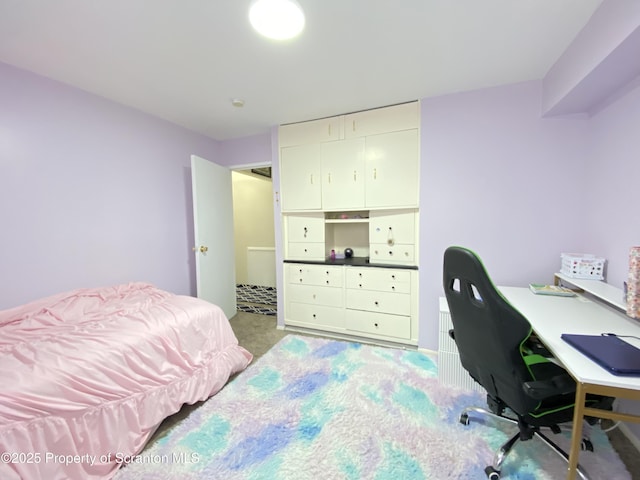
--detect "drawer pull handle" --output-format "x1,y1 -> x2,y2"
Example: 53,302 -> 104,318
313,314 -> 316,318
359,283 -> 362,288
391,274 -> 395,279
374,323 -> 379,328
374,301 -> 379,306
391,286 -> 395,291
303,227 -> 308,238
389,251 -> 393,256
326,280 -> 329,284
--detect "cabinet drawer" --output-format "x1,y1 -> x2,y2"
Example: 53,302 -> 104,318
346,289 -> 410,316
287,284 -> 343,307
287,243 -> 325,261
288,264 -> 344,287
370,244 -> 415,264
287,215 -> 325,242
369,210 -> 416,245
345,268 -> 410,293
345,309 -> 411,340
287,302 -> 345,329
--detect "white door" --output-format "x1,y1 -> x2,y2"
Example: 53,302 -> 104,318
191,155 -> 237,319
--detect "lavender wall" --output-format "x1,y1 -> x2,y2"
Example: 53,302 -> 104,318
419,80 -> 590,350
542,1 -> 640,116
0,62 -> 222,309
585,76 -> 640,286
218,132 -> 272,167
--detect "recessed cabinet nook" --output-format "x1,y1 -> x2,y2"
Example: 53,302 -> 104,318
279,101 -> 420,346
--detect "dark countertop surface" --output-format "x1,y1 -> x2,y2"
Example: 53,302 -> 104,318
284,257 -> 418,270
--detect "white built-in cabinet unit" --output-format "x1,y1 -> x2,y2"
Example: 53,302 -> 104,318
279,101 -> 420,346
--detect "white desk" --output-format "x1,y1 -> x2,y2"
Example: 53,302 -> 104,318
499,287 -> 640,480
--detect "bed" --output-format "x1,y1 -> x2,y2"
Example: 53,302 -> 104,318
0,282 -> 252,480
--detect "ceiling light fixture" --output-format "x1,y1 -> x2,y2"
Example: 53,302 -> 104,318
249,0 -> 305,41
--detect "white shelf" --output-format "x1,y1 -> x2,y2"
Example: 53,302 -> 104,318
554,272 -> 627,311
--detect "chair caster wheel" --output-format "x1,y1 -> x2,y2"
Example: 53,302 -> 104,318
581,438 -> 594,452
485,466 -> 501,479
460,413 -> 470,425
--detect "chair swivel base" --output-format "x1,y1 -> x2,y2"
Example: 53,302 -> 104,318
460,406 -> 592,480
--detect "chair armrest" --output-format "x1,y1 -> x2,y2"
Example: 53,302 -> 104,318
523,373 -> 576,400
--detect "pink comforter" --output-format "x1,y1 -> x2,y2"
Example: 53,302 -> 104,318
0,283 -> 252,480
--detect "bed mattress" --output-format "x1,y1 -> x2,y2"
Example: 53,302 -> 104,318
0,282 -> 252,480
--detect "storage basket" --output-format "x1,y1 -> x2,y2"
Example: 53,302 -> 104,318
560,253 -> 605,280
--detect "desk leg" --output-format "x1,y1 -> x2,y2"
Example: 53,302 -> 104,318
567,382 -> 587,480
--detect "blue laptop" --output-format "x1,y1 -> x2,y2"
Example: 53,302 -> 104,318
561,334 -> 640,376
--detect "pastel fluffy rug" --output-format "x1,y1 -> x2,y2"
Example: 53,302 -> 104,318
115,335 -> 630,479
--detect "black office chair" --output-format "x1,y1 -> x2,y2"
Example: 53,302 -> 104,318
442,246 -> 614,480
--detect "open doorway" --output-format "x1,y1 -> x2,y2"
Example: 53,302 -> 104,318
231,167 -> 277,316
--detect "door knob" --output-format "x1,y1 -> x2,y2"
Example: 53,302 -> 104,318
193,245 -> 209,253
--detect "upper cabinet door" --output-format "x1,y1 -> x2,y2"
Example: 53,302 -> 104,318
365,129 -> 419,208
279,116 -> 344,147
344,102 -> 418,139
280,144 -> 322,211
321,138 -> 365,210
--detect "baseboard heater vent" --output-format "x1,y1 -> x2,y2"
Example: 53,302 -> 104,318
438,298 -> 485,393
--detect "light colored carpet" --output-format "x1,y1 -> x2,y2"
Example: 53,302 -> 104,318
115,335 -> 629,479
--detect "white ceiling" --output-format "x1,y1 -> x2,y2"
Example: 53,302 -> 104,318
0,0 -> 603,141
